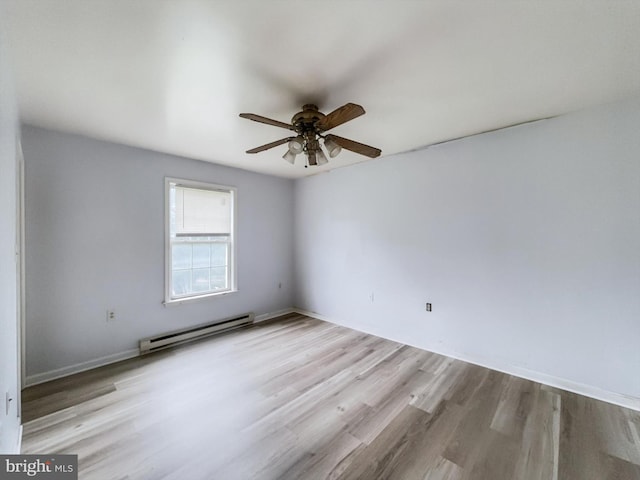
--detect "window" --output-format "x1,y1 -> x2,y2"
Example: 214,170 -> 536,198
165,178 -> 236,304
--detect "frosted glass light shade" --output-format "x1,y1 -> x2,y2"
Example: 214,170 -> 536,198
316,148 -> 328,165
288,137 -> 304,154
324,137 -> 342,158
283,149 -> 297,164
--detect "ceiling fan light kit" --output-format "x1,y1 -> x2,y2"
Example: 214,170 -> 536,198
288,137 -> 304,154
316,148 -> 329,165
282,149 -> 297,164
323,137 -> 342,158
240,103 -> 381,168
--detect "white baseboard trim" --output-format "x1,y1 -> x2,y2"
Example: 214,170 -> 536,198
254,308 -> 296,323
24,349 -> 139,388
24,310 -> 298,387
293,308 -> 640,412
292,308 -> 333,323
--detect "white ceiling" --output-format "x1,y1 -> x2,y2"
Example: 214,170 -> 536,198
2,0 -> 640,178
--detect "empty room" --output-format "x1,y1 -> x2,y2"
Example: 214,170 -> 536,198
1,1 -> 639,479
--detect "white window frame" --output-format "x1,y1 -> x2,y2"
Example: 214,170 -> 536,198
164,177 -> 237,305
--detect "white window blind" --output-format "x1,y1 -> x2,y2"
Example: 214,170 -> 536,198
174,186 -> 231,236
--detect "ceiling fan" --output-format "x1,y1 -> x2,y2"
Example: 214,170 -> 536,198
239,103 -> 381,167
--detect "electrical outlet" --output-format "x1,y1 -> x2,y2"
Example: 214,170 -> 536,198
106,309 -> 116,322
426,303 -> 432,312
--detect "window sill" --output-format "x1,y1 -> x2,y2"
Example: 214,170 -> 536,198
163,289 -> 237,307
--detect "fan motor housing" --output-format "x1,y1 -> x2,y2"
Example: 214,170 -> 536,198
292,104 -> 326,133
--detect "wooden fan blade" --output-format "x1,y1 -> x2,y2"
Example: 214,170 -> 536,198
239,113 -> 295,131
315,103 -> 365,131
246,137 -> 294,154
325,134 -> 381,158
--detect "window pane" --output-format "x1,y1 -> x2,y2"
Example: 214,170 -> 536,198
167,180 -> 235,302
192,243 -> 211,268
172,269 -> 191,296
211,243 -> 228,267
191,268 -> 210,293
210,267 -> 227,290
172,244 -> 191,270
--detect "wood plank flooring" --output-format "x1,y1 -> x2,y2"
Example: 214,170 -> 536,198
21,314 -> 640,479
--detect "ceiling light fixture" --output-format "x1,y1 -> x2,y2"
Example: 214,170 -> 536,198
288,136 -> 304,154
316,148 -> 329,165
323,137 -> 342,158
282,149 -> 297,164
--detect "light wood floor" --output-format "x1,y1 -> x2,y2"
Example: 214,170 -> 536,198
22,314 -> 640,480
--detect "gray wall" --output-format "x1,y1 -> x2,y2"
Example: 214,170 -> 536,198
294,98 -> 640,401
0,27 -> 21,452
23,126 -> 295,381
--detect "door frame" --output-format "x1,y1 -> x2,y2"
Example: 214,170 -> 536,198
16,136 -> 24,417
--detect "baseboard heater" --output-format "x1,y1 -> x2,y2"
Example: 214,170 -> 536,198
139,312 -> 254,354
